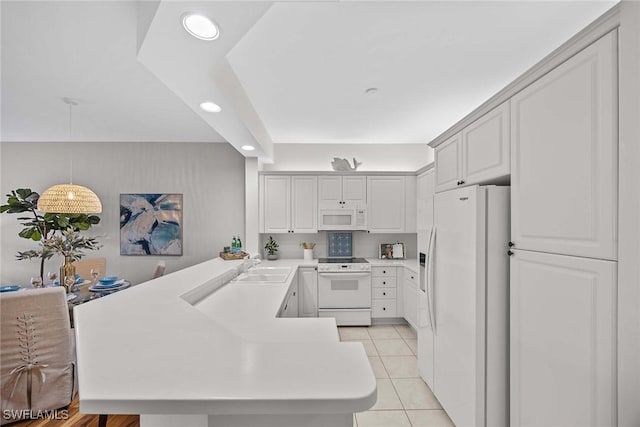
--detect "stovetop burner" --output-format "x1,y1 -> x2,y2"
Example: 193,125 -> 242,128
318,258 -> 369,264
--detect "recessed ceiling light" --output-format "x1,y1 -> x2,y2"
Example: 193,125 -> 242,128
200,101 -> 222,113
182,13 -> 220,41
241,145 -> 256,151
365,87 -> 378,96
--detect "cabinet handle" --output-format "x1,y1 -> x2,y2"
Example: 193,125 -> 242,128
411,276 -> 414,280
508,250 -> 514,256
383,307 -> 386,311
383,292 -> 386,296
383,281 -> 386,285
383,270 -> 386,274
508,241 -> 515,247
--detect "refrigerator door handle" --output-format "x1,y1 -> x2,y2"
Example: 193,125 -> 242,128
426,226 -> 436,333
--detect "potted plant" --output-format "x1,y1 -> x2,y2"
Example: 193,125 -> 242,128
1,188 -> 101,280
264,236 -> 279,260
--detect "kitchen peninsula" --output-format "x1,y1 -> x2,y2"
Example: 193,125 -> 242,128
73,258 -> 376,427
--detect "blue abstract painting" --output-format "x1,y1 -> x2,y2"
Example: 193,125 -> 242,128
120,194 -> 183,256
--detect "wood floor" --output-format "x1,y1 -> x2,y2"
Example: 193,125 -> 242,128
9,394 -> 139,427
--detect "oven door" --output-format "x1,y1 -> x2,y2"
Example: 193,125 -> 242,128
317,272 -> 371,308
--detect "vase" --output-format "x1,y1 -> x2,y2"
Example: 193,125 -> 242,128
266,254 -> 278,261
60,256 -> 76,293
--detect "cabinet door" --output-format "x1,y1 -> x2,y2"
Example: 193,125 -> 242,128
342,176 -> 366,204
263,175 -> 291,234
416,169 -> 435,231
434,132 -> 462,192
403,269 -> 418,329
511,32 -> 617,260
298,267 -> 318,317
291,176 -> 317,233
462,101 -> 510,185
510,250 -> 616,427
318,176 -> 342,207
367,176 -> 406,233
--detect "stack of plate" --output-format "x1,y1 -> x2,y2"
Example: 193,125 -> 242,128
0,285 -> 21,293
89,278 -> 129,293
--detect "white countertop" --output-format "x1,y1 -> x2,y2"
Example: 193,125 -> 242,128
74,258 -> 376,416
366,257 -> 419,272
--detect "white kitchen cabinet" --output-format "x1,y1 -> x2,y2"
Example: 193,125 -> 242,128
262,175 -> 291,234
403,267 -> 418,329
262,175 -> 317,234
372,266 -> 398,318
318,175 -> 366,208
461,101 -> 510,185
280,279 -> 299,318
511,32 -> 617,260
510,249 -> 617,427
434,133 -> 461,192
434,101 -> 510,193
416,169 -> 435,231
298,267 -> 318,317
367,176 -> 406,233
291,176 -> 318,233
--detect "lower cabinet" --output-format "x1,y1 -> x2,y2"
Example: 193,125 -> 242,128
298,267 -> 318,317
403,267 -> 418,329
510,249 -> 617,427
279,279 -> 299,318
371,266 -> 397,318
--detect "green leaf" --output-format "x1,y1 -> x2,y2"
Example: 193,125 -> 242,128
57,217 -> 69,228
75,222 -> 90,231
15,188 -> 32,199
31,230 -> 42,241
18,228 -> 35,239
87,215 -> 101,224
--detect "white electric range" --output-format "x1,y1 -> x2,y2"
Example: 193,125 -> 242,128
317,258 -> 372,326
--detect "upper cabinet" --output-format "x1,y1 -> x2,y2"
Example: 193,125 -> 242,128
318,176 -> 366,208
416,169 -> 435,231
434,101 -> 510,193
462,101 -> 510,184
367,176 -> 406,233
261,175 -> 317,234
510,32 -> 617,260
434,133 -> 462,192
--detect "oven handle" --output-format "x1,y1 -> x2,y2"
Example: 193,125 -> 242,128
318,272 -> 371,279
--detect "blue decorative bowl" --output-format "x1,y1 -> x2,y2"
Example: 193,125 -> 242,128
98,277 -> 117,286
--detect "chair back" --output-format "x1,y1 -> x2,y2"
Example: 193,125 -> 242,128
152,261 -> 166,279
72,257 -> 107,280
0,287 -> 74,424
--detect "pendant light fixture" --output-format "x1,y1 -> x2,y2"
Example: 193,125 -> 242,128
37,98 -> 102,214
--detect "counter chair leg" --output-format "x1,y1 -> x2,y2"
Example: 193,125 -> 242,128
98,414 -> 108,427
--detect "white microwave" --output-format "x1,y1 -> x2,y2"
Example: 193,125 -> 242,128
318,206 -> 367,231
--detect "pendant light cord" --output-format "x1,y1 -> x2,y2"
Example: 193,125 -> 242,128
63,97 -> 78,185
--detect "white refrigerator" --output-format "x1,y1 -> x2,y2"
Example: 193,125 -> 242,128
418,185 -> 510,427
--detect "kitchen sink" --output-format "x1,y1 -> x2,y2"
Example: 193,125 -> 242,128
247,267 -> 292,275
234,273 -> 289,283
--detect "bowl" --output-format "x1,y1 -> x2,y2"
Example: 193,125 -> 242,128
98,277 -> 117,286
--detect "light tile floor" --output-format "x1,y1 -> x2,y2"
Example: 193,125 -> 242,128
339,324 -> 455,427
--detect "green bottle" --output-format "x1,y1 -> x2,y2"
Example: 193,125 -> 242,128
232,236 -> 238,253
237,236 -> 242,253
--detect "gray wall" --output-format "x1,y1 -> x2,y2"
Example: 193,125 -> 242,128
0,141 -> 245,285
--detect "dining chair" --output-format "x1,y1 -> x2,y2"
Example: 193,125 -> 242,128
152,261 -> 166,279
72,257 -> 107,281
0,287 -> 76,425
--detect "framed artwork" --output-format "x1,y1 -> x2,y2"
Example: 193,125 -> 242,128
120,194 -> 183,256
379,242 -> 406,259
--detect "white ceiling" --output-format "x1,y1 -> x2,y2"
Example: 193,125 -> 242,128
1,1 -> 617,159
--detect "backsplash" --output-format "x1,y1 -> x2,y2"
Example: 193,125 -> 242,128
259,232 -> 417,260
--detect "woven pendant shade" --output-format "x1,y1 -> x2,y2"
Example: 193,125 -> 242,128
37,184 -> 102,214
